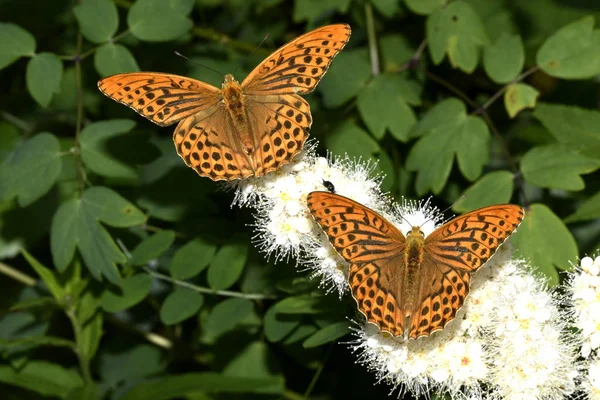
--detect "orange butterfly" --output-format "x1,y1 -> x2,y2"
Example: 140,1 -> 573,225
98,24 -> 351,181
307,192 -> 524,339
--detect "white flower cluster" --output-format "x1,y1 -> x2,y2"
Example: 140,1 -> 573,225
229,149 -> 583,399
568,255 -> 600,399
352,256 -> 578,400
232,144 -> 384,292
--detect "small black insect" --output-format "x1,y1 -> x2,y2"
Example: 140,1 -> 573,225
322,179 -> 335,193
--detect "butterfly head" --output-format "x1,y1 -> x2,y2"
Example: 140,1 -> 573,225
223,74 -> 238,85
221,76 -> 244,106
406,226 -> 425,239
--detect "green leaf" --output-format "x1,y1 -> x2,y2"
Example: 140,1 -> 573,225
99,344 -> 164,383
303,322 -> 349,348
565,190 -> 600,223
207,242 -> 248,290
521,144 -> 600,191
0,23 -> 35,70
483,33 -> 524,83
263,306 -> 302,342
0,311 -> 49,359
0,122 -> 22,164
120,373 -> 284,399
21,249 -> 65,302
223,341 -> 281,379
537,16 -> 600,79
404,0 -> 444,15
282,324 -> 318,345
374,149 -> 395,192
204,298 -> 254,340
26,53 -> 63,107
512,204 -> 578,274
325,121 -> 380,161
380,35 -> 418,76
50,186 -> 146,283
357,74 -> 417,141
319,49 -> 371,108
77,288 -> 101,324
101,273 -> 153,312
274,295 -> 335,314
170,238 -> 217,279
0,336 -> 74,350
66,384 -> 99,400
453,171 -> 515,213
406,99 -> 490,195
426,1 -> 490,73
371,0 -> 399,18
0,361 -> 83,398
0,133 -> 62,207
79,119 -> 139,181
79,307 -> 103,360
160,288 -> 204,325
94,44 -> 140,77
293,0 -> 351,22
74,0 -> 118,43
130,230 -> 175,266
9,297 -> 58,312
504,83 -> 539,118
533,103 -> 600,158
128,0 -> 193,42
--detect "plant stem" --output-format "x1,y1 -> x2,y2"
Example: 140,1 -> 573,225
0,262 -> 37,286
365,2 -> 380,77
303,342 -> 334,398
73,31 -> 86,195
480,66 -> 540,111
143,267 -> 276,300
66,308 -> 93,384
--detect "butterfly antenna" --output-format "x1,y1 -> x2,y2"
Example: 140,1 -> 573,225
420,194 -> 467,226
233,33 -> 270,76
174,51 -> 225,79
398,214 -> 414,228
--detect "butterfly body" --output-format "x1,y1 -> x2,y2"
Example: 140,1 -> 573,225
98,24 -> 351,181
220,74 -> 253,154
403,227 -> 426,313
307,192 -> 524,339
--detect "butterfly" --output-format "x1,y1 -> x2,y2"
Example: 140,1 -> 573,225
97,24 -> 351,181
307,192 -> 524,339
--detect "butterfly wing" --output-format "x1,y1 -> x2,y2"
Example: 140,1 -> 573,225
424,204 -> 525,272
408,259 -> 472,339
98,72 -> 220,127
241,24 -> 351,96
307,192 -> 409,336
243,94 -> 311,176
172,106 -> 255,180
408,204 -> 525,338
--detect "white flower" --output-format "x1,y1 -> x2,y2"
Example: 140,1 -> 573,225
586,357 -> 600,400
231,144 -> 581,399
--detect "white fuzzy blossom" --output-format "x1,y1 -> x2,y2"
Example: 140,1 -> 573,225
229,146 -> 584,399
567,255 -> 600,399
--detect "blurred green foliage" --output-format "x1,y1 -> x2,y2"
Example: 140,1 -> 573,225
1,0 -> 600,398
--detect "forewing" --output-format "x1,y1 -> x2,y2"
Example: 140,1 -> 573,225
173,106 -> 254,181
307,192 -> 407,336
98,72 -> 220,127
424,204 -> 525,272
245,94 -> 310,176
242,24 -> 351,95
408,259 -> 471,339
